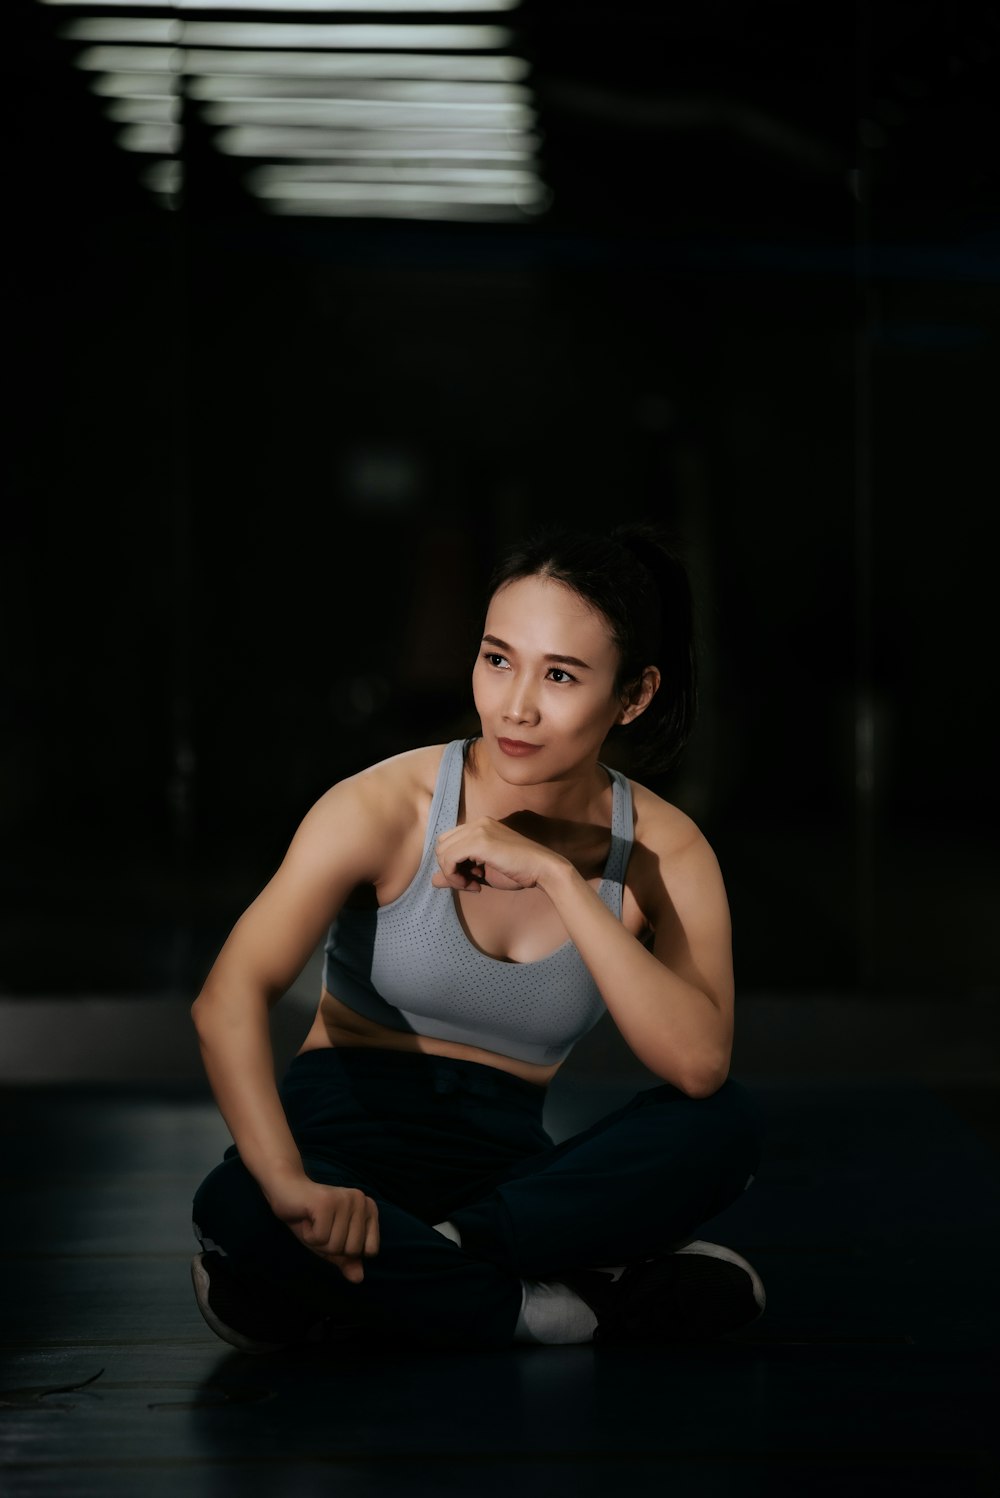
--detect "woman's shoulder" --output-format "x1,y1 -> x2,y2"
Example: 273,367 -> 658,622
624,778 -> 728,931
349,740 -> 451,799
290,742 -> 451,881
625,775 -> 714,864
313,741 -> 451,828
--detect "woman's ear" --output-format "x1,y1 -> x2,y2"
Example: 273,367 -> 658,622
617,665 -> 661,725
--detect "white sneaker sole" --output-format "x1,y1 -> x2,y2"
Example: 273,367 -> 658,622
675,1239 -> 767,1314
190,1254 -> 288,1354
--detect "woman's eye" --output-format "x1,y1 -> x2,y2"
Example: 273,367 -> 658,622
481,653 -> 574,683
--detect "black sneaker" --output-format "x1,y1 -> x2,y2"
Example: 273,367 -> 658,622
191,1252 -> 325,1354
560,1240 -> 766,1346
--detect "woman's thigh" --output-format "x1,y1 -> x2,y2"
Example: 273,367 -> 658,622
447,1078 -> 763,1276
275,1047 -> 552,1222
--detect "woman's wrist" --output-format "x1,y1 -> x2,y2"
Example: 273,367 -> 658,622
536,853 -> 580,897
255,1153 -> 307,1201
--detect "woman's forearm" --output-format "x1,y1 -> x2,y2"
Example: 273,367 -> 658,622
537,860 -> 730,1094
191,990 -> 304,1196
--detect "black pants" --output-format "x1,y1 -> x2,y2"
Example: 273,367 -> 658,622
192,1047 -> 762,1350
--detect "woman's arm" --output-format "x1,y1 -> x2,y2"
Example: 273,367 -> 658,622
431,801 -> 733,1096
536,828 -> 733,1095
191,762 -> 413,1269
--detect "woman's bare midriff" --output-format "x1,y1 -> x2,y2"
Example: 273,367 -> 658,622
297,988 -> 563,1089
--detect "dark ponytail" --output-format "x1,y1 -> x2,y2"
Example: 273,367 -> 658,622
486,520 -> 697,776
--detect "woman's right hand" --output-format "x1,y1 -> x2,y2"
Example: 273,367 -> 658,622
263,1172 -> 381,1282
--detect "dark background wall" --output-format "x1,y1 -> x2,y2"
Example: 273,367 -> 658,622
3,1 -> 998,1076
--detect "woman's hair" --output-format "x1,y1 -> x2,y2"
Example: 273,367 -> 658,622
485,521 -> 697,775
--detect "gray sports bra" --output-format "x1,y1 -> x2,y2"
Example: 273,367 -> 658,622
322,736 -> 636,1066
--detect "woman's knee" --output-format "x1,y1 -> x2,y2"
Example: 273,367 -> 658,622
192,1155 -> 271,1257
634,1075 -> 762,1181
710,1081 -> 762,1199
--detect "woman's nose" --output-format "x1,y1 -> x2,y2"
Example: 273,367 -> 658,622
504,678 -> 539,724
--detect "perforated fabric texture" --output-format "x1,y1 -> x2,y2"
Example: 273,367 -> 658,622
323,738 -> 635,1065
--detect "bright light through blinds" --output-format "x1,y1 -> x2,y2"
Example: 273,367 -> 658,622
51,1 -> 546,221
73,49 -> 529,79
213,128 -> 539,159
200,101 -> 533,128
63,22 -> 514,49
44,1 -> 521,12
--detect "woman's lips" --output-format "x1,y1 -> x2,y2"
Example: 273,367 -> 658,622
497,738 -> 543,756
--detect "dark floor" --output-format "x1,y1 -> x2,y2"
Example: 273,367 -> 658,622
1,1075 -> 998,1497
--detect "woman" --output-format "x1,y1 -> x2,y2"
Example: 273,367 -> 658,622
190,522 -> 764,1353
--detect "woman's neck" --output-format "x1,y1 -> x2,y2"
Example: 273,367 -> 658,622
465,735 -> 612,824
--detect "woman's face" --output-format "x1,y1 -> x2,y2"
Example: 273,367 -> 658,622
471,574 -> 628,783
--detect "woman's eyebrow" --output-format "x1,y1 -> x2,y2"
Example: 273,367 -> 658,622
481,634 -> 593,670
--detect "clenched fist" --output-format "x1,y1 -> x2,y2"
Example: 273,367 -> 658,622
264,1173 -> 380,1283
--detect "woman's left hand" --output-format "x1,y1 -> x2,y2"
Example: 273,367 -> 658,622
431,816 -> 569,893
